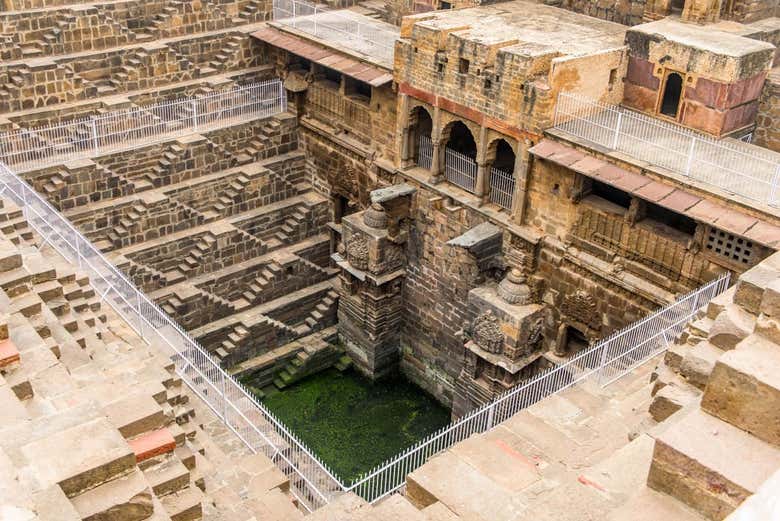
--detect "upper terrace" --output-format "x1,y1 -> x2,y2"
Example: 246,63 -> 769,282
552,92 -> 780,214
394,1 -> 629,140
270,0 -> 400,67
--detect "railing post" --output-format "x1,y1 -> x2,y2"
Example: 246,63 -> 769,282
685,137 -> 696,176
769,164 -> 780,206
75,236 -> 83,269
486,405 -> 495,430
91,119 -> 99,155
596,340 -> 610,385
191,100 -> 199,131
221,372 -> 228,422
611,110 -> 622,150
136,292 -> 145,339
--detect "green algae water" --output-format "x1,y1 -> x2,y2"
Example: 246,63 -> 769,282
260,368 -> 450,482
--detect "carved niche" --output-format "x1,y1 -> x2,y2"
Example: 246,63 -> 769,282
562,290 -> 600,330
472,311 -> 504,354
523,317 -> 545,355
346,234 -> 369,271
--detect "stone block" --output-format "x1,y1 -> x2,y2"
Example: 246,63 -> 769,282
759,278 -> 780,318
371,494 -> 426,520
128,428 -> 176,463
725,469 -> 780,521
160,486 -> 203,521
0,338 -> 21,369
648,383 -> 698,422
105,392 -> 167,438
708,303 -> 754,350
70,469 -> 153,521
648,409 -> 780,520
734,265 -> 779,315
20,417 -> 135,497
679,341 -> 722,390
31,485 -> 81,521
701,334 -> 780,448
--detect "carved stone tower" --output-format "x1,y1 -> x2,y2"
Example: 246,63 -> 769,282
452,268 -> 548,417
335,184 -> 415,379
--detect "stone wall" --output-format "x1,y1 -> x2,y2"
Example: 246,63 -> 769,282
623,21 -> 775,136
558,0 -> 647,26
754,67 -> 780,152
0,30 -> 265,113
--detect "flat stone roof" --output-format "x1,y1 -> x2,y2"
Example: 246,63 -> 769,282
403,1 -> 627,58
630,18 -> 776,58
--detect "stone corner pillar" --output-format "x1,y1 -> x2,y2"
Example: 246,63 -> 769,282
335,184 -> 417,379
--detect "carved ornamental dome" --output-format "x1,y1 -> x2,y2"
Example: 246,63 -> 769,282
498,268 -> 532,305
363,203 -> 388,229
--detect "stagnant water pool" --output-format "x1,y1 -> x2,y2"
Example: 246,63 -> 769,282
258,367 -> 450,482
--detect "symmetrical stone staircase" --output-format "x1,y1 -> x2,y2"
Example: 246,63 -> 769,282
0,196 -> 305,521
645,254 -> 780,519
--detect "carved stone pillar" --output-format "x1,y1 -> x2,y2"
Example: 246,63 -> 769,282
334,184 -> 416,379
475,162 -> 488,202
430,139 -> 444,184
451,267 -> 547,418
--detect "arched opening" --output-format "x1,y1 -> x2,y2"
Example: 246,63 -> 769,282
445,121 -> 477,159
488,139 -> 516,210
660,72 -> 683,118
410,106 -> 433,169
443,121 -> 478,192
562,325 -> 589,355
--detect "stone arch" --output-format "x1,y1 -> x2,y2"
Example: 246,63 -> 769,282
659,71 -> 684,118
409,105 -> 434,136
441,120 -> 477,160
438,114 -> 480,145
485,137 -> 516,171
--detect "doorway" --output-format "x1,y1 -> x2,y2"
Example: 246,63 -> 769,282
659,72 -> 683,119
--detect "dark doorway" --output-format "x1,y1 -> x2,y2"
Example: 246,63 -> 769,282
563,325 -> 589,355
492,139 -> 515,172
411,106 -> 434,168
660,72 -> 683,118
333,194 -> 353,224
446,121 -> 477,160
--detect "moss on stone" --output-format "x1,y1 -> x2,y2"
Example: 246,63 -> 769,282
258,368 -> 450,482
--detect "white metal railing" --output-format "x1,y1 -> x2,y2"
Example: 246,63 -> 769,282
0,145 -> 732,508
272,0 -> 398,64
444,147 -> 477,193
0,160 -> 340,512
489,167 -> 514,210
343,272 -> 730,503
553,92 -> 780,207
0,80 -> 287,173
417,135 -> 432,170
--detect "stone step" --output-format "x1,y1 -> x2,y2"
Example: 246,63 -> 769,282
144,456 -> 190,497
106,392 -> 167,438
371,494 -> 426,521
307,492 -> 370,521
648,381 -> 699,422
679,341 -> 722,390
129,427 -> 177,464
20,417 -> 136,498
160,485 -> 202,521
648,408 -> 780,520
606,488 -> 706,521
701,333 -> 780,448
708,303 -> 755,351
421,502 -> 459,521
70,469 -> 153,521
